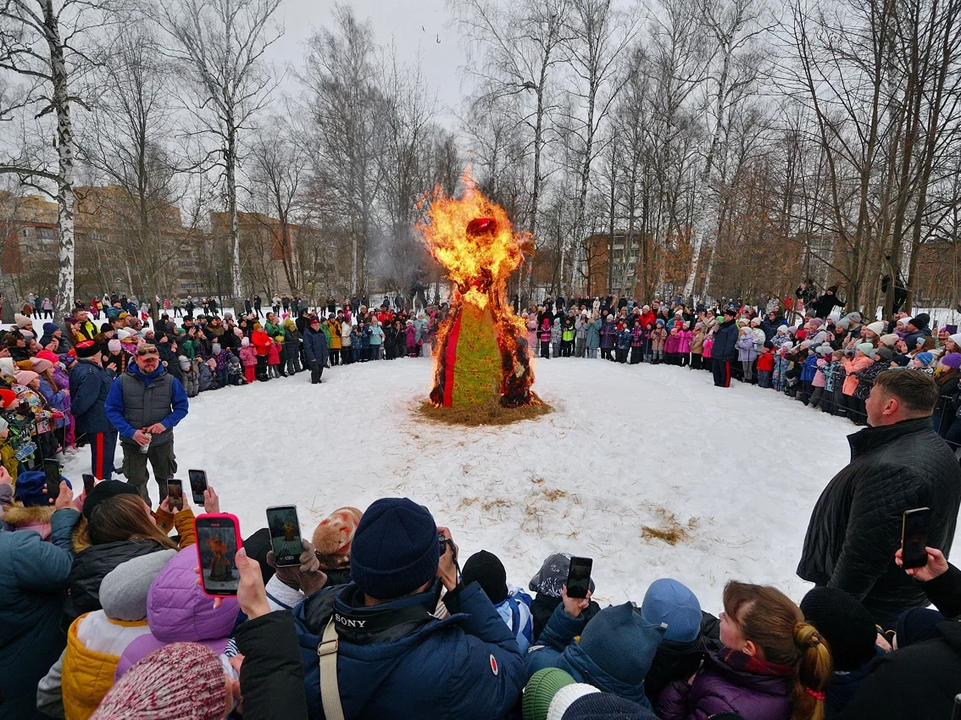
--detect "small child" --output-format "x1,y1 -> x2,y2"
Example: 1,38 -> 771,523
756,341 -> 775,388
615,322 -> 631,363
664,325 -> 680,365
551,318 -> 562,358
690,322 -> 705,370
239,337 -> 257,384
267,335 -> 283,378
642,323 -> 654,364
651,320 -> 668,364
461,550 -> 534,653
405,320 -> 418,357
540,318 -> 552,359
809,344 -> 833,408
676,323 -> 692,367
630,322 -> 644,364
701,333 -> 714,370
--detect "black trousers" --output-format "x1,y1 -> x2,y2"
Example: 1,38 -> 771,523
309,362 -> 324,384
712,358 -> 731,387
691,354 -> 703,370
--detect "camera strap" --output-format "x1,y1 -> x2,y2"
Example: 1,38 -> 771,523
318,617 -> 345,720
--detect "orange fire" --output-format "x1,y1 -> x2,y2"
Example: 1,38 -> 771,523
418,170 -> 537,408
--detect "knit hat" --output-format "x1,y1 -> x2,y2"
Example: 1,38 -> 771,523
241,337 -> 249,347
897,316 -> 913,326
578,602 -> 667,685
950,333 -> 961,348
917,336 -> 928,347
545,684 -> 601,720
874,347 -> 893,363
30,357 -> 53,374
117,328 -> 135,341
800,587 -> 877,672
14,369 -> 38,386
523,668 -> 576,720
895,607 -> 944,649
37,349 -> 59,364
178,355 -> 191,370
349,498 -> 440,600
879,333 -> 899,347
560,693 -> 659,719
82,480 -> 140,520
107,339 -> 122,354
0,358 -> 14,379
846,312 -> 862,324
14,313 -> 31,328
866,321 -> 885,335
640,579 -> 701,643
915,352 -> 934,367
462,550 -> 509,604
233,327 -> 243,337
74,340 -> 100,358
14,470 -> 71,507
529,553 -> 597,597
837,318 -> 850,331
777,325 -> 788,334
0,387 -> 16,408
607,315 -> 614,322
311,506 -> 363,567
90,642 -> 226,720
911,312 -> 930,329
42,321 -> 59,335
941,352 -> 961,369
100,549 -> 177,621
816,344 -> 833,356
856,342 -> 875,356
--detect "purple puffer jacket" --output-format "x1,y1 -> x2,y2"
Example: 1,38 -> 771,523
114,546 -> 239,680
655,650 -> 793,720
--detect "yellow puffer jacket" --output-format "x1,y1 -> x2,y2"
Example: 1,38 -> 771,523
326,319 -> 342,349
62,612 -> 152,720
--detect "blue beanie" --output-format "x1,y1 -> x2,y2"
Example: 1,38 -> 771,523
915,352 -> 934,367
42,322 -> 59,336
350,498 -> 440,600
561,692 -> 660,719
576,602 -> 666,686
14,470 -> 71,507
641,579 -> 702,643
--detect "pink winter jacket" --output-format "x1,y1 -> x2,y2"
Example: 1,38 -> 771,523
812,358 -> 828,388
677,330 -> 693,354
239,345 -> 258,367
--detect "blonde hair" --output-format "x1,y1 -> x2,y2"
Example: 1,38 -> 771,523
724,582 -> 832,720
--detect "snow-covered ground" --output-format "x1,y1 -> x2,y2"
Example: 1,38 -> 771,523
61,356 -> 864,614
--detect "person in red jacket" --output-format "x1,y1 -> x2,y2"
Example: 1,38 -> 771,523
757,341 -> 776,388
251,323 -> 271,381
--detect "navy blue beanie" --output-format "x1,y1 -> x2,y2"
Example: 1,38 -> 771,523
576,602 -> 667,686
42,322 -> 59,336
561,692 -> 660,719
350,498 -> 440,600
15,470 -> 71,507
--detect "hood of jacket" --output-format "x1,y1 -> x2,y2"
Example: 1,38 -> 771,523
558,639 -> 650,705
146,546 -> 239,642
3,503 -> 54,530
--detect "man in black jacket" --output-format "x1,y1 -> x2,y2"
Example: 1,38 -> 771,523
711,308 -> 739,388
798,370 -> 961,625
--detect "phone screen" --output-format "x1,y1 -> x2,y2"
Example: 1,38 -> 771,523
43,459 -> 61,501
82,474 -> 96,493
566,556 -> 593,599
196,515 -> 241,596
267,505 -> 302,567
902,507 -> 932,569
167,479 -> 184,512
188,469 -> 207,505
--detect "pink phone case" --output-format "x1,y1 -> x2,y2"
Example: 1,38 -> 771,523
194,513 -> 243,597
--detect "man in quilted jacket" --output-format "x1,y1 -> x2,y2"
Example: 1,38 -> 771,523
797,370 -> 961,625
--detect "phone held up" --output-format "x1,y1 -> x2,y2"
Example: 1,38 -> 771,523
43,459 -> 61,502
82,474 -> 96,494
901,507 -> 932,570
194,513 -> 243,597
266,505 -> 302,568
188,469 -> 208,505
166,479 -> 184,512
566,556 -> 593,599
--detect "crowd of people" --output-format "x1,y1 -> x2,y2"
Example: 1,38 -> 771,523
0,286 -> 960,720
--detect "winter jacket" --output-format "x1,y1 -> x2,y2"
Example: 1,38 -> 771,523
756,351 -> 775,373
736,332 -> 757,362
797,418 -> 961,617
665,331 -> 680,354
233,610 -> 310,720
841,355 -> 874,396
267,341 -> 282,365
494,586 -> 534,654
105,363 -> 188,447
586,319 -> 602,350
551,322 -> 562,344
251,329 -> 271,356
180,363 -> 200,397
801,353 -> 819,382
655,649 -> 792,720
677,330 -> 692,354
650,327 -> 668,353
368,324 -> 384,346
303,327 -> 329,367
811,358 -> 828,388
0,508 -> 79,720
115,547 -> 239,679
616,328 -> 632,350
292,581 -> 525,720
240,345 -> 258,367
600,322 -> 617,350
713,319 -> 739,361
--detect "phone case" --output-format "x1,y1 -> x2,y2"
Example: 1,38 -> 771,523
266,506 -> 302,567
194,513 -> 243,597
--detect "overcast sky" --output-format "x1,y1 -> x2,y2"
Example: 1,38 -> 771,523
266,0 -> 469,124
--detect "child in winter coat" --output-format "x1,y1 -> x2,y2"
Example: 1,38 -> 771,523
808,345 -> 832,408
561,316 -> 575,357
615,323 -> 631,363
239,337 -> 258,384
179,356 -> 200,397
756,342 -> 776,388
461,550 -> 534,654
539,319 -> 552,359
736,325 -> 758,383
701,333 -> 713,369
630,323 -> 645,364
842,343 -> 876,422
664,326 -> 681,365
650,320 -> 668,364
690,323 -> 706,370
283,320 -> 302,375
267,336 -> 283,378
404,320 -> 418,357
799,347 -> 819,404
677,323 -> 693,367
551,318 -> 562,359
642,323 -> 654,363
821,350 -> 845,415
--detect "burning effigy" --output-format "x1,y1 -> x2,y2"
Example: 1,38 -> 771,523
419,173 -> 539,410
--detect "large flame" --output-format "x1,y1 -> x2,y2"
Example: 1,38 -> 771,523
418,170 -> 537,408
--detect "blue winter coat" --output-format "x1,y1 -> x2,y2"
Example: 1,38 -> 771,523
736,333 -> 758,362
0,508 -> 79,719
801,353 -> 819,382
713,320 -> 739,361
69,359 -> 116,435
303,327 -> 329,366
526,603 -> 654,710
292,581 -> 525,720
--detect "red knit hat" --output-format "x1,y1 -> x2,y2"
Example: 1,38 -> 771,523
312,506 -> 363,568
90,642 -> 226,720
37,350 -> 59,364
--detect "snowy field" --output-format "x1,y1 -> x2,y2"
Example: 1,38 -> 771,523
61,356 -> 862,614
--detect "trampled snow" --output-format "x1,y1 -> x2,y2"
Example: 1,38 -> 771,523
60,356 -> 865,613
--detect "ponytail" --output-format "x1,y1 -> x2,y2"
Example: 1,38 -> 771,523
792,622 -> 832,720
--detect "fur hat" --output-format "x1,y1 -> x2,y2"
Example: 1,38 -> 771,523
74,340 -> 100,358
311,506 -> 363,567
14,313 -> 31,328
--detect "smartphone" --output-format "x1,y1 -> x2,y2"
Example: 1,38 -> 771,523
194,513 -> 243,596
266,505 -> 302,567
82,474 -> 96,494
188,469 -> 208,505
167,479 -> 184,512
901,508 -> 932,569
566,556 -> 593,599
43,459 -> 61,502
